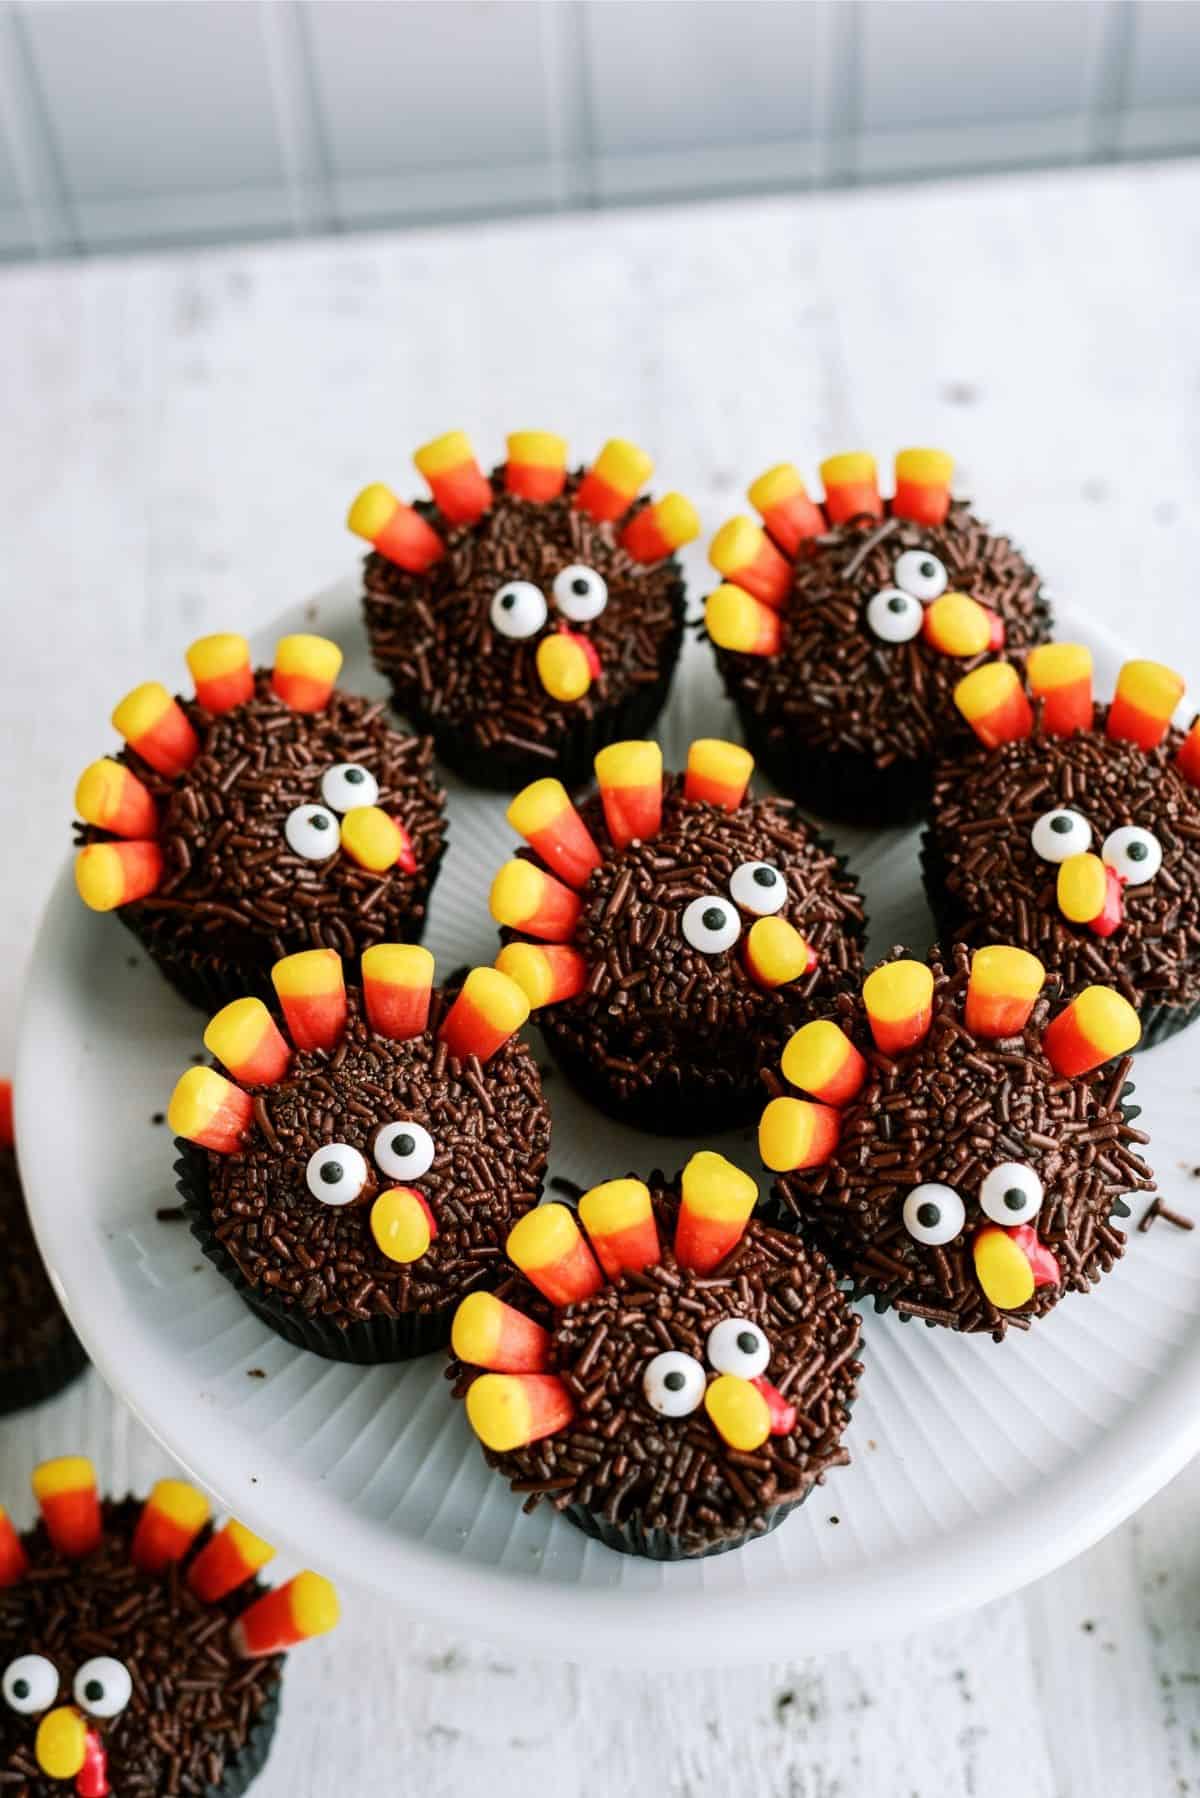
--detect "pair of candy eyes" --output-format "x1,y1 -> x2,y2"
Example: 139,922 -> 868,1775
1030,811 -> 1162,884
491,565 -> 607,640
643,1318 -> 772,1417
902,1162 -> 1044,1246
306,1121 -> 434,1204
680,861 -> 787,954
3,1654 -> 130,1720
285,762 -> 381,861
865,549 -> 949,643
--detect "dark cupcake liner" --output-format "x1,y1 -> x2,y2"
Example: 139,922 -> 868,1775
0,1325 -> 88,1418
209,1681 -> 280,1798
732,700 -> 933,828
561,1491 -> 809,1561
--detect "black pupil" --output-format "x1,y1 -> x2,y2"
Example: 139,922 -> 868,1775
752,866 -> 777,887
345,767 -> 365,785
702,907 -> 726,932
664,1370 -> 685,1392
571,576 -> 591,596
84,1680 -> 104,1703
1050,815 -> 1072,834
1128,840 -> 1149,861
916,1202 -> 940,1228
319,1161 -> 344,1185
500,591 -> 516,609
887,595 -> 908,613
920,560 -> 937,578
736,1331 -> 759,1355
391,1133 -> 415,1159
1004,1187 -> 1027,1211
310,811 -> 331,830
12,1679 -> 28,1699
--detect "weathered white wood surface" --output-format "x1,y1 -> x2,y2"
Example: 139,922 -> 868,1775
3,160 -> 1200,1794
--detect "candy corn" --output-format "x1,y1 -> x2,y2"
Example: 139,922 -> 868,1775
748,464 -> 825,555
780,1020 -> 868,1107
578,1178 -> 661,1279
489,860 -> 582,943
112,682 -> 199,777
708,517 -> 792,610
231,1571 -> 340,1658
674,1151 -> 758,1275
1176,719 -> 1200,788
361,943 -> 435,1040
0,1508 -> 27,1587
370,1186 -> 437,1264
758,1096 -> 841,1172
130,1479 -> 210,1573
186,633 -> 254,714
1027,642 -> 1094,736
973,1225 -> 1035,1311
536,629 -> 596,702
594,740 -> 662,849
1106,659 -> 1186,750
187,1518 -> 275,1603
271,949 -> 346,1052
705,583 -> 783,656
820,452 -> 882,524
203,997 -> 291,1085
1057,854 -> 1123,937
574,438 -> 654,522
347,483 -> 445,572
438,967 -> 530,1065
466,1372 -> 574,1452
892,448 -> 954,526
954,661 -> 1034,748
964,946 -> 1046,1039
684,738 -> 754,811
704,1373 -> 771,1452
271,635 -> 343,714
506,1203 -> 603,1306
1042,986 -> 1141,1077
495,942 -> 588,1009
923,591 -> 1000,658
506,779 -> 602,889
451,1292 -> 550,1373
32,1457 -> 101,1558
167,1066 -> 254,1153
744,917 -> 816,989
862,959 -> 935,1055
620,493 -> 700,564
414,430 -> 492,525
74,840 -> 163,912
75,759 -> 159,839
505,430 -> 568,501
340,806 -> 415,873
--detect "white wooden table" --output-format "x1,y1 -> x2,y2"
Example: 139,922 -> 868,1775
3,160 -> 1200,1795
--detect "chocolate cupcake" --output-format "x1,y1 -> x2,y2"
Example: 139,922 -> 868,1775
73,631 -> 446,1012
488,737 -> 865,1133
926,646 -> 1200,1049
0,1082 -> 87,1415
351,431 -> 697,790
449,1152 -> 861,1559
758,944 -> 1154,1341
703,449 -> 1054,825
169,948 -> 550,1362
0,1454 -> 337,1797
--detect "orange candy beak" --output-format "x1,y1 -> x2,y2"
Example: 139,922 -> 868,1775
620,492 -> 700,564
1106,659 -> 1186,751
964,946 -> 1046,1039
1042,986 -> 1141,1077
271,948 -> 347,1051
708,517 -> 792,610
112,681 -> 199,777
673,1150 -> 758,1275
780,1019 -> 868,1107
131,1479 -> 210,1573
862,959 -> 935,1056
506,1202 -> 604,1306
683,738 -> 754,811
271,634 -> 343,714
75,759 -> 159,840
594,740 -> 663,849
451,1291 -> 551,1373
186,633 -> 254,714
75,839 -> 164,912
892,448 -> 954,526
348,482 -> 446,572
1027,642 -> 1094,736
820,452 -> 882,524
954,661 -> 1035,748
188,1518 -> 275,1603
167,1066 -> 254,1153
505,430 -> 568,501
748,464 -> 825,556
438,967 -> 530,1065
758,1095 -> 841,1172
574,438 -> 654,523
0,1508 -> 29,1587
922,591 -> 1002,658
414,430 -> 492,525
744,917 -> 817,989
466,1372 -> 575,1452
578,1177 -> 661,1279
1057,853 -> 1124,937
495,942 -> 588,1009
231,1571 -> 340,1658
361,943 -> 435,1041
490,860 -> 582,943
32,1457 -> 102,1558
705,584 -> 783,657
203,997 -> 291,1086
506,779 -> 602,890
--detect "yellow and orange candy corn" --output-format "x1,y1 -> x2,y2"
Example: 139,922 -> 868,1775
1057,853 -> 1123,938
507,779 -> 602,890
578,1178 -> 661,1279
862,959 -> 935,1056
131,1479 -> 210,1573
705,583 -> 783,657
188,1518 -> 275,1603
495,942 -> 588,1009
231,1571 -> 340,1658
620,492 -> 700,564
451,1291 -> 551,1373
186,633 -> 254,714
954,661 -> 1034,748
75,839 -> 164,912
892,448 -> 954,527
490,860 -> 582,943
0,1507 -> 28,1587
574,438 -> 654,523
820,452 -> 882,524
1176,718 -> 1200,788
466,1371 -> 574,1451
271,949 -> 346,1051
438,967 -> 530,1065
505,430 -> 568,502
536,628 -> 599,703
781,1019 -> 868,1108
168,1066 -> 254,1153
204,997 -> 291,1086
1027,642 -> 1094,736
594,740 -> 662,849
1106,659 -> 1185,751
347,482 -> 445,572
507,1203 -> 604,1306
32,1456 -> 102,1558
705,1373 -> 771,1452
112,681 -> 199,778
744,917 -> 816,990
1042,986 -> 1141,1077
708,517 -> 791,610
748,464 -> 825,555
964,946 -> 1045,1039
340,806 -> 416,873
758,1096 -> 841,1172
362,943 -> 435,1040
271,634 -> 342,714
674,1151 -> 758,1275
75,759 -> 159,839
370,1186 -> 437,1264
923,591 -> 1003,658
684,739 -> 754,811
414,430 -> 492,525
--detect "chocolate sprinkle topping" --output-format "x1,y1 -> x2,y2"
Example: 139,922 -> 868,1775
0,1146 -> 75,1377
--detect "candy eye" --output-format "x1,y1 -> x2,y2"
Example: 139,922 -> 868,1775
706,1317 -> 770,1379
979,1162 -> 1044,1226
1102,825 -> 1162,886
284,804 -> 339,859
893,549 -> 948,601
1031,808 -> 1092,863
373,1120 -> 435,1181
74,1657 -> 132,1720
305,1143 -> 369,1205
866,588 -> 923,643
490,581 -> 548,640
728,861 -> 787,916
320,762 -> 380,813
643,1350 -> 706,1417
552,564 -> 608,623
3,1655 -> 58,1715
902,1183 -> 966,1246
681,895 -> 741,954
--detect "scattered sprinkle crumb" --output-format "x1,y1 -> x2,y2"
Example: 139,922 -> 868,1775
774,1689 -> 795,1721
941,380 -> 979,406
828,1515 -> 839,1526
1139,1197 -> 1194,1234
151,1112 -> 165,1126
1082,1619 -> 1096,1633
155,1205 -> 185,1223
246,1367 -> 266,1380
190,1052 -> 205,1066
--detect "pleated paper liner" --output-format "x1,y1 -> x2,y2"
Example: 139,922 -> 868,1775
561,1491 -> 810,1562
0,1323 -> 88,1418
209,1681 -> 280,1798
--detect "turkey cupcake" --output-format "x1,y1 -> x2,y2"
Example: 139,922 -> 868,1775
73,632 -> 446,1013
449,1152 -> 861,1560
0,1455 -> 337,1797
488,737 -> 865,1132
351,430 -> 697,791
758,944 -> 1154,1340
169,947 -> 549,1362
925,646 -> 1200,1049
703,449 -> 1054,824
0,1082 -> 87,1416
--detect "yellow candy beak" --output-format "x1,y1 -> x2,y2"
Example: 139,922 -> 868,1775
973,1226 -> 1035,1311
703,1373 -> 771,1451
36,1707 -> 87,1780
